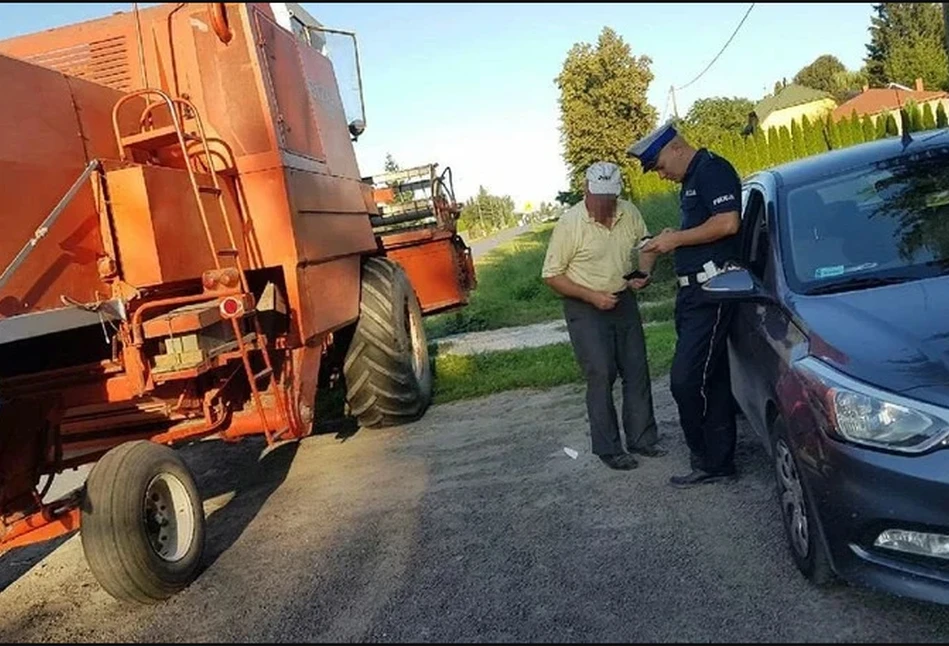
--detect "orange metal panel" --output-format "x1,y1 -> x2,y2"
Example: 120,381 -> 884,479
107,165 -> 247,287
298,256 -> 362,340
253,12 -> 326,162
383,233 -> 475,314
0,54 -> 115,315
1,508 -> 80,552
373,186 -> 395,205
285,168 -> 378,263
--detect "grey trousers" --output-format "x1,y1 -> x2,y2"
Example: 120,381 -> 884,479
563,290 -> 659,456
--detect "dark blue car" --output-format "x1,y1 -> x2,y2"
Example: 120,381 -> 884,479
702,129 -> 949,605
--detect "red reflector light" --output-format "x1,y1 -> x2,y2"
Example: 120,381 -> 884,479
220,297 -> 242,318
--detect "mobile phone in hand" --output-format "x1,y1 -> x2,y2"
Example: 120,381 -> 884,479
636,235 -> 654,250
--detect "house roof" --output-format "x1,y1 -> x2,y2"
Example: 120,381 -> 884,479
832,88 -> 948,120
753,84 -> 833,121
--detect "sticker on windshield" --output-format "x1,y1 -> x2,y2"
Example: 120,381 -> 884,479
815,265 -> 845,278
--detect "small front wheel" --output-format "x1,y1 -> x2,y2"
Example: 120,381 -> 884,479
81,441 -> 206,604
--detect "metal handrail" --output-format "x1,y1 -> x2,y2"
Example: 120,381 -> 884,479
141,96 -> 249,292
112,88 -> 221,272
0,159 -> 101,294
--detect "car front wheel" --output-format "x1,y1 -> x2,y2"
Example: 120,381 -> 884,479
772,417 -> 834,586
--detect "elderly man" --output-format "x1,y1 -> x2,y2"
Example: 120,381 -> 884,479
541,161 -> 663,471
627,122 -> 742,488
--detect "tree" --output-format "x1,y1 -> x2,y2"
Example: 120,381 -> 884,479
865,4 -> 890,87
556,189 -> 583,206
864,3 -> 949,91
862,114 -> 878,141
842,115 -> 857,147
555,27 -> 657,196
849,110 -> 867,144
876,112 -> 889,138
937,102 -> 949,127
827,116 -> 842,149
789,118 -> 805,158
776,126 -> 792,164
885,112 -> 899,136
382,153 -> 415,204
945,1 -> 949,61
923,102 -> 937,129
752,128 -> 777,168
803,114 -> 828,155
681,96 -> 755,147
833,68 -> 871,103
794,54 -> 847,93
907,101 -> 924,131
458,186 -> 518,237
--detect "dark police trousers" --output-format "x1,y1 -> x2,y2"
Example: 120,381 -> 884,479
671,284 -> 737,474
563,290 -> 658,456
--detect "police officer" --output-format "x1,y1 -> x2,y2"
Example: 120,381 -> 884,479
627,122 -> 742,488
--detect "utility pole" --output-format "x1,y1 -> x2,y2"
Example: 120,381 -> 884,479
669,85 -> 679,120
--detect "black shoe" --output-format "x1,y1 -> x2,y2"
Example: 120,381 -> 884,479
690,452 -> 704,471
599,453 -> 639,470
669,469 -> 736,488
629,444 -> 667,458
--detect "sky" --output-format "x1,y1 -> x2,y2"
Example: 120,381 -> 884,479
1,2 -> 877,210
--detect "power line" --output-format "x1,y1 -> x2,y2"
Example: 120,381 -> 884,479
675,3 -> 755,92
659,86 -> 672,123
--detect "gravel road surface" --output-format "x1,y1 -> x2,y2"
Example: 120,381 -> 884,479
2,378 -> 948,642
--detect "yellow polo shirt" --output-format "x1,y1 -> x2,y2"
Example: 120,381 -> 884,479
541,199 -> 649,294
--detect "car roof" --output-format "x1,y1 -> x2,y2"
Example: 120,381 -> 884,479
746,128 -> 949,190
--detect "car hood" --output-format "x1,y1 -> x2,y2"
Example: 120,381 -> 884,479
789,275 -> 949,407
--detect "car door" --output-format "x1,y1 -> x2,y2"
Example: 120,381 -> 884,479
728,184 -> 778,446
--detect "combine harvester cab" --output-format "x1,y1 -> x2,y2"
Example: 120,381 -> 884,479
0,2 -> 475,603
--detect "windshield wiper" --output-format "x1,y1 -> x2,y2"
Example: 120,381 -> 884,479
807,275 -> 916,295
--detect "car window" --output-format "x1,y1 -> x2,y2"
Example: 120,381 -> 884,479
780,148 -> 949,293
744,189 -> 770,282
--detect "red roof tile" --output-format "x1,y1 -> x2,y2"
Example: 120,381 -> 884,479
833,88 -> 948,120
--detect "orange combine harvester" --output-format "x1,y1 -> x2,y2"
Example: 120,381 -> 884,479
0,2 -> 475,603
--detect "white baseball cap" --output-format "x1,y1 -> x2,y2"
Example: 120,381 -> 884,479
585,161 -> 622,196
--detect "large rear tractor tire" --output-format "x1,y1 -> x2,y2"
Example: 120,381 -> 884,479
343,257 -> 433,429
80,441 -> 206,604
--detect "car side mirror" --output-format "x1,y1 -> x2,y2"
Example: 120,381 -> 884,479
349,119 -> 366,140
702,266 -> 772,303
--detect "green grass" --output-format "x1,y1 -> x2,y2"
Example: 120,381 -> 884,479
425,190 -> 682,340
431,321 -> 677,405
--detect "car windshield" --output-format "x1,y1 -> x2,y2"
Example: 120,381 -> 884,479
781,146 -> 949,294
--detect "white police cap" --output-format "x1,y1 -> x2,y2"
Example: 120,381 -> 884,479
627,121 -> 678,172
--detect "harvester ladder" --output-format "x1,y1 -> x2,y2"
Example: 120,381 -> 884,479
112,90 -> 292,444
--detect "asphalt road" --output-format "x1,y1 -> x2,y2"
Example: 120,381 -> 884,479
469,224 -> 532,260
2,378 -> 949,642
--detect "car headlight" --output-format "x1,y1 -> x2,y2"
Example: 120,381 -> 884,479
796,356 -> 949,454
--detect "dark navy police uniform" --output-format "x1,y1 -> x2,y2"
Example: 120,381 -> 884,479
671,149 -> 741,475
627,123 -> 742,477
